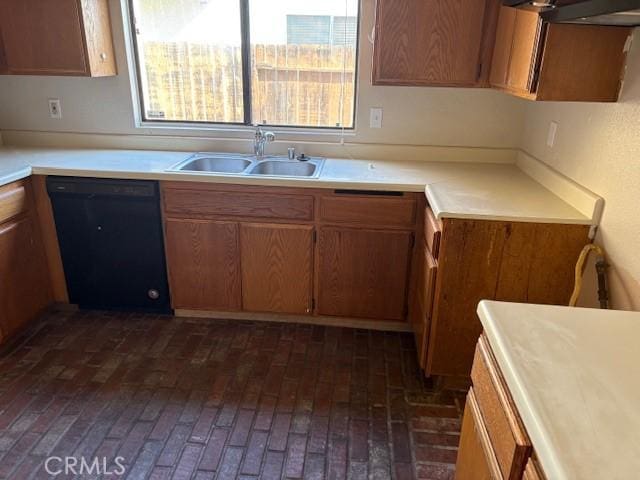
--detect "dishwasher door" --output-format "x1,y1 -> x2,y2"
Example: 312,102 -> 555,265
47,177 -> 171,313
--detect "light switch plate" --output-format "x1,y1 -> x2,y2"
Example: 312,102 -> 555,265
48,99 -> 62,119
369,107 -> 383,129
547,121 -> 558,148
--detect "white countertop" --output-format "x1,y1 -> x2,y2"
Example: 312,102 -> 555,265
0,147 -> 594,225
478,301 -> 640,480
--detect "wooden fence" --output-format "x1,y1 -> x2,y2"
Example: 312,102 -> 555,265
142,42 -> 356,127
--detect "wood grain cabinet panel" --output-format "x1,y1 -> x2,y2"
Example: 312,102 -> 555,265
163,187 -> 314,222
240,223 -> 314,315
164,219 -> 241,311
426,219 -> 589,377
489,6 -> 631,101
319,194 -> 416,229
373,0 -> 499,86
0,181 -> 27,224
317,227 -> 413,321
0,0 -> 116,76
455,388 -> 502,480
0,216 -> 52,340
471,336 -> 531,479
410,242 -> 438,369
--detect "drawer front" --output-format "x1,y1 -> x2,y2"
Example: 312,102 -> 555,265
0,181 -> 28,225
455,388 -> 502,480
471,335 -> 531,480
163,187 -> 314,221
319,194 -> 417,228
424,206 -> 442,258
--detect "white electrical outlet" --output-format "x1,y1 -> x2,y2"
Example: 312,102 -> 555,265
547,121 -> 558,148
369,107 -> 383,129
48,99 -> 62,119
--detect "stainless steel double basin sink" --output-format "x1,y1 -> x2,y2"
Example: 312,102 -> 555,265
169,153 -> 325,179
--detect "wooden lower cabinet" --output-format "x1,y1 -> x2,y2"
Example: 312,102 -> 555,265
0,180 -> 52,343
409,241 -> 438,368
456,335 -> 543,480
164,218 -> 241,311
424,218 -> 589,377
456,389 -> 502,480
316,227 -> 414,321
161,183 -> 421,323
240,223 -> 313,315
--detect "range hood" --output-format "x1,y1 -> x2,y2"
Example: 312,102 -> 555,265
504,0 -> 640,26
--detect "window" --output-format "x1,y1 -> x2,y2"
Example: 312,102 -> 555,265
130,0 -> 359,129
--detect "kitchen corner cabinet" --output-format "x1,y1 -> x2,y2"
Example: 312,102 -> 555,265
372,0 -> 500,86
490,6 -> 632,102
161,182 -> 421,324
0,0 -> 116,77
409,207 -> 589,378
0,179 -> 53,343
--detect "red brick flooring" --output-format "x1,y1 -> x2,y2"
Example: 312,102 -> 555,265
0,310 -> 462,479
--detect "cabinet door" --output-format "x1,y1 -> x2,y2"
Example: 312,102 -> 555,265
373,0 -> 495,86
410,243 -> 438,369
317,227 -> 413,321
490,7 -> 542,94
164,219 -> 241,311
0,0 -> 88,75
455,389 -> 502,480
240,223 -> 314,315
0,216 -> 52,340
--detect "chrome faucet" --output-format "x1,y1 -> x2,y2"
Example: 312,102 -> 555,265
253,126 -> 275,160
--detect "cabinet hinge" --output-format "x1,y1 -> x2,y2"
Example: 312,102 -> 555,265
410,232 -> 415,249
477,62 -> 483,81
312,298 -> 316,310
313,230 -> 317,243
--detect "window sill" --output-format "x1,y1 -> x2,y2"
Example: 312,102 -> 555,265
135,121 -> 357,142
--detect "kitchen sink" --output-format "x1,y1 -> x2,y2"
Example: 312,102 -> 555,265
174,155 -> 252,174
249,160 -> 318,177
169,153 -> 324,179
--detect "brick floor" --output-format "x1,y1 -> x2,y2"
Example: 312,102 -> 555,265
0,309 -> 462,479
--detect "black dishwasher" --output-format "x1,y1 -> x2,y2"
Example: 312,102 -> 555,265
47,176 -> 171,313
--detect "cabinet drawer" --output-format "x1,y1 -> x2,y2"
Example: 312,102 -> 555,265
455,388 -> 503,480
319,194 -> 416,228
471,335 -> 531,480
163,186 -> 314,221
424,206 -> 442,258
0,181 -> 28,224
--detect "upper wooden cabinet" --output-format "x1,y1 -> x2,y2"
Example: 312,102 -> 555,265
0,0 -> 116,76
372,0 -> 500,86
489,6 -> 632,101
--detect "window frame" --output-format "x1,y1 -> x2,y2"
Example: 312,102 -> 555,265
125,0 -> 361,133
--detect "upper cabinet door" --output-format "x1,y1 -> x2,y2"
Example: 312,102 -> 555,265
0,0 -> 116,76
372,0 -> 499,86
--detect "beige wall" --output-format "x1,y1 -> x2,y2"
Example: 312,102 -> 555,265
0,0 -> 525,153
520,30 -> 640,310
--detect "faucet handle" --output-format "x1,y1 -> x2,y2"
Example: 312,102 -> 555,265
264,131 -> 275,143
